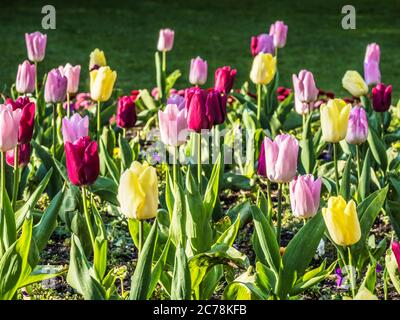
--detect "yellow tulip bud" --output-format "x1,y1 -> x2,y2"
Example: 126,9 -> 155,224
90,66 -> 117,102
354,288 -> 378,300
320,99 -> 351,143
89,48 -> 107,70
322,196 -> 361,247
118,161 -> 159,220
250,53 -> 276,85
342,70 -> 368,97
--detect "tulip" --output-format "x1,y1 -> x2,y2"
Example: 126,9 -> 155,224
25,32 -> 47,63
116,96 -> 137,129
167,93 -> 185,110
364,43 -> 381,86
259,134 -> 298,183
250,34 -> 274,57
292,70 -> 319,104
320,99 -> 351,143
342,71 -> 368,97
157,28 -> 175,51
89,48 -> 107,71
44,68 -> 68,104
372,83 -> 392,112
322,196 -> 361,246
269,20 -> 288,48
158,104 -> 188,147
6,143 -> 31,168
289,175 -> 322,218
6,97 -> 35,144
354,288 -> 379,300
392,242 -> 400,272
0,104 -> 22,152
118,161 -> 158,220
90,66 -> 117,102
65,136 -> 100,186
250,53 -> 276,85
189,57 -> 208,86
62,113 -> 89,143
346,106 -> 368,145
59,63 -> 81,95
16,60 -> 36,94
214,66 -> 237,93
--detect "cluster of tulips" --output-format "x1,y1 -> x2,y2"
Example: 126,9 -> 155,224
0,20 -> 399,301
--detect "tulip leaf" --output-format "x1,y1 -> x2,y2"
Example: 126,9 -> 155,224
386,200 -> 400,239
0,185 -> 16,255
255,262 -> 276,294
339,155 -> 352,201
358,149 -> 371,201
214,216 -> 240,247
223,269 -> 267,300
89,176 -> 119,206
203,153 -> 222,219
165,70 -> 182,96
170,181 -> 186,247
118,134 -> 133,172
171,243 -> 191,300
367,127 -> 388,171
385,252 -> 400,294
127,218 -> 151,250
147,238 -> 171,299
99,140 -> 120,184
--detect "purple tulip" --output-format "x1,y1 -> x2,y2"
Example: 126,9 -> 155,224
116,96 -> 137,129
251,34 -> 274,57
158,104 -> 188,147
346,106 -> 368,145
16,60 -> 36,94
59,63 -> 81,94
364,43 -> 381,86
269,21 -> 288,48
62,113 -> 89,144
44,68 -> 68,104
25,32 -> 47,63
189,57 -> 208,86
6,143 -> 31,168
289,174 -> 322,218
157,28 -> 175,51
214,66 -> 237,93
167,93 -> 185,110
372,83 -> 392,112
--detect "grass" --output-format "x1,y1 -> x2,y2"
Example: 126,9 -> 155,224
1,0 -> 399,100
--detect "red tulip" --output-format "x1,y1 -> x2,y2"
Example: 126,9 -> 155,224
116,96 -> 137,129
6,97 -> 35,144
372,83 -> 392,112
214,66 -> 237,94
65,136 -> 100,186
6,143 -> 31,168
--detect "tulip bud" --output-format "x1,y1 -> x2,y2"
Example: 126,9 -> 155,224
6,97 -> 35,144
118,161 -> 158,220
90,66 -> 117,102
89,48 -> 107,71
62,113 -> 89,143
259,134 -> 298,183
364,43 -> 381,86
59,63 -> 81,94
354,288 -> 379,300
214,66 -> 237,93
116,96 -> 137,129
250,53 -> 276,85
289,175 -> 322,218
342,70 -> 368,97
157,28 -> 175,51
345,106 -> 368,145
25,32 -> 47,62
250,34 -> 275,57
320,99 -> 351,143
16,60 -> 36,94
0,104 -> 22,152
292,70 -> 319,103
269,20 -> 288,48
167,93 -> 185,110
189,57 -> 208,86
65,136 -> 100,186
6,143 -> 31,168
158,104 -> 188,147
372,83 -> 392,112
392,242 -> 400,272
44,68 -> 68,104
322,196 -> 361,246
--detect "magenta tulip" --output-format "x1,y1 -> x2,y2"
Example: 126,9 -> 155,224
269,21 -> 288,48
214,66 -> 237,93
346,106 -> 368,145
364,43 -> 381,86
116,96 -> 137,129
372,83 -> 392,112
289,175 -> 322,218
16,60 -> 36,94
392,242 -> 400,272
25,32 -> 47,63
189,57 -> 208,86
62,113 -> 89,143
157,28 -> 175,51
44,68 -> 68,104
65,136 -> 100,186
6,143 -> 31,168
0,104 -> 22,152
158,104 -> 188,147
251,34 -> 274,57
6,97 -> 35,144
59,63 -> 81,94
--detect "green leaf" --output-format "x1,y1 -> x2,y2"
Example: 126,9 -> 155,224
99,139 -> 120,184
147,238 -> 171,299
223,269 -> 267,300
358,149 -> 371,201
214,216 -> 240,247
255,262 -> 276,293
171,243 -> 191,300
118,134 -> 133,171
203,153 -> 222,219
0,185 -> 16,255
300,115 -> 316,174
170,182 -> 186,247
386,251 -> 400,294
19,265 -> 66,287
367,127 -> 388,171
340,155 -> 352,201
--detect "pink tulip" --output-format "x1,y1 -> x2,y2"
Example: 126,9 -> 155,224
5,97 -> 35,144
157,28 -> 175,51
292,70 -> 319,103
289,175 -> 322,218
25,32 -> 47,62
59,63 -> 81,94
214,66 -> 237,93
346,106 -> 368,145
6,143 -> 31,168
189,57 -> 208,86
16,60 -> 36,94
392,242 -> 400,272
364,43 -> 381,85
251,34 -> 274,57
44,68 -> 68,104
62,113 -> 89,143
0,104 -> 22,152
260,134 -> 299,183
269,21 -> 288,48
158,104 -> 188,147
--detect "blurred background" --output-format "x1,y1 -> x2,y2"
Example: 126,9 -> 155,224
1,0 -> 399,98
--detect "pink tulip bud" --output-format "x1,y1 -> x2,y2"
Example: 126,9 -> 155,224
269,21 -> 288,48
214,66 -> 237,93
392,242 -> 400,272
251,34 -> 274,57
16,60 -> 36,94
25,32 -> 47,63
62,113 -> 89,144
189,57 -> 208,86
6,97 -> 35,144
157,28 -> 175,51
346,106 -> 368,145
59,63 -> 81,94
372,83 -> 392,112
6,143 -> 31,168
116,96 -> 137,129
292,70 -> 319,104
364,43 -> 381,85
289,175 -> 322,218
0,104 -> 22,152
158,104 -> 188,147
45,68 -> 68,104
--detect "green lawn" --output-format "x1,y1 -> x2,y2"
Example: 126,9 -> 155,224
1,0 -> 399,100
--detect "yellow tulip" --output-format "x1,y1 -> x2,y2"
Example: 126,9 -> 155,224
354,288 -> 378,300
250,53 -> 276,85
89,48 -> 107,70
342,70 -> 368,97
90,66 -> 117,102
320,99 -> 351,143
322,196 -> 361,247
118,161 -> 158,220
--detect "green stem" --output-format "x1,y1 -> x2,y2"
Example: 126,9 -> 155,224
333,143 -> 340,195
257,84 -> 262,122
34,61 -> 38,98
0,152 -> 5,255
197,132 -> 202,193
173,146 -> 178,193
379,112 -> 384,138
67,93 -> 70,118
356,144 -> 361,183
347,246 -> 356,298
276,183 -> 283,244
122,128 -> 126,139
138,220 -> 144,255
11,145 -> 19,210
52,103 -> 57,158
162,50 -> 167,74
97,100 -> 101,141
82,187 -> 95,249
266,179 -> 273,223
